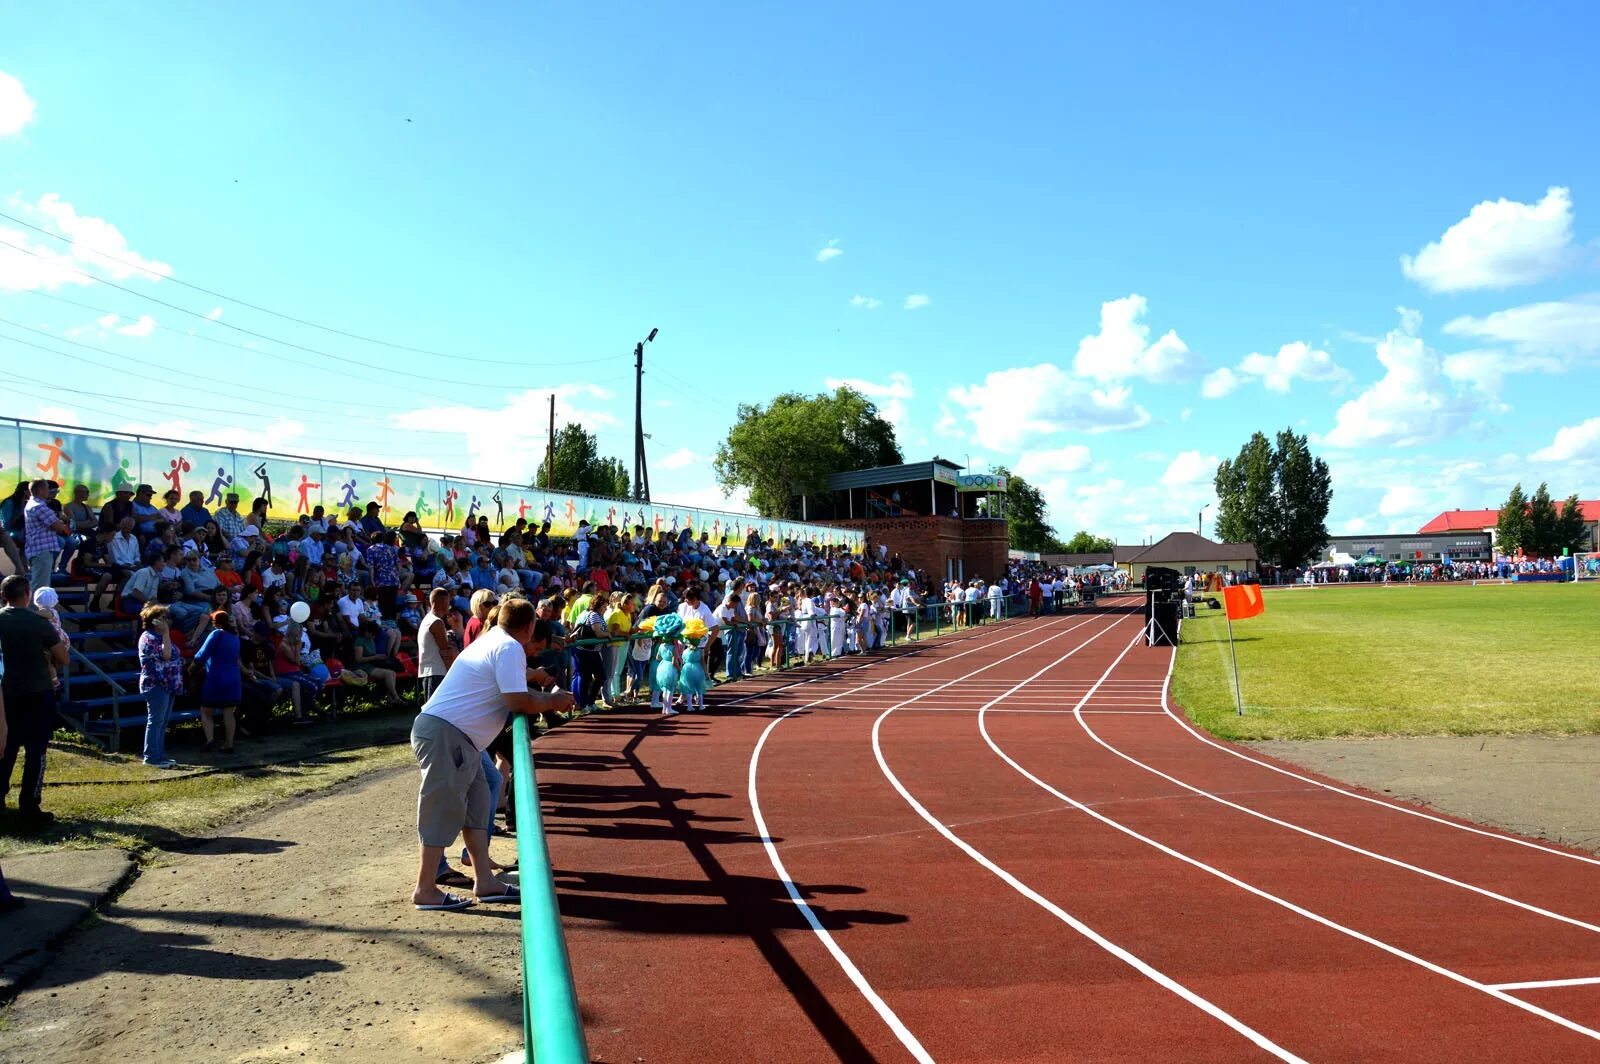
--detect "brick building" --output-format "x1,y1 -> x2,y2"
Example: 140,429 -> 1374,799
809,459 -> 1011,582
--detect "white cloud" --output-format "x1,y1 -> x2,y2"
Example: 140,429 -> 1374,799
0,70 -> 35,137
1529,417 -> 1600,464
1442,295 -> 1600,359
825,371 -> 914,441
1179,407 -> 1192,423
1201,342 -> 1348,399
903,293 -> 930,311
96,312 -> 119,330
1439,348 -> 1560,399
1160,450 -> 1218,487
390,385 -> 617,484
121,416 -> 313,459
1342,516 -> 1369,534
1072,294 -> 1201,383
947,362 -> 1151,451
659,483 -> 754,515
660,447 -> 704,470
35,404 -> 81,427
1014,444 -> 1092,480
206,306 -> 224,320
1237,342 -> 1349,393
1378,483 -> 1428,517
1401,186 -> 1575,292
0,193 -> 173,292
849,295 -> 880,310
1200,367 -> 1239,399
116,314 -> 156,337
816,239 -> 842,263
1324,308 -> 1477,449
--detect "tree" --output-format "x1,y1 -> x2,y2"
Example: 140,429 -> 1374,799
1495,484 -> 1587,557
1061,530 -> 1117,553
534,423 -> 631,498
1526,482 -> 1560,557
1554,495 -> 1590,555
1213,428 -> 1332,567
992,468 -> 1059,553
1495,483 -> 1531,554
714,386 -> 902,517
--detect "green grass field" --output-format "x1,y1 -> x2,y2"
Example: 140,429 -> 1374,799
1172,582 -> 1600,741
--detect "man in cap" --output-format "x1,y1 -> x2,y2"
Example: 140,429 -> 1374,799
131,484 -> 160,536
215,491 -> 245,542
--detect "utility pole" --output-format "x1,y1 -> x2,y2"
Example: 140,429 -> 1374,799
546,394 -> 555,491
633,327 -> 658,503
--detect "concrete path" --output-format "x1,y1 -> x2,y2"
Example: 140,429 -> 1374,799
1,848 -> 134,998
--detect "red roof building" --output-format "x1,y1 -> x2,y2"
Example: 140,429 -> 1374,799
1419,502 -> 1600,551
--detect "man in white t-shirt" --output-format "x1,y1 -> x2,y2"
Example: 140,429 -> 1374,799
675,585 -> 719,634
409,599 -> 572,911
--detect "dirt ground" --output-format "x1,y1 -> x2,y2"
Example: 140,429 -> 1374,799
0,765 -> 524,1064
1251,734 -> 1600,854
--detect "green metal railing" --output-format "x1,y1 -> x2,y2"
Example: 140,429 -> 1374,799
510,711 -> 589,1063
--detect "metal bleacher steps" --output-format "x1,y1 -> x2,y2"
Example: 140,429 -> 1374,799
51,579 -> 191,752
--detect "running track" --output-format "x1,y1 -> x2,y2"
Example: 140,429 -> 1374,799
534,603 -> 1600,1062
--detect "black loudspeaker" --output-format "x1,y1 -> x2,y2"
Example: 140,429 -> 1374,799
1143,567 -> 1181,646
1148,599 -> 1179,646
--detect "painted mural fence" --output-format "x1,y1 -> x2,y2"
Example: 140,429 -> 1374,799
0,418 -> 864,551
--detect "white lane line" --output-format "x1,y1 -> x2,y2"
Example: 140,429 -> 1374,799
980,632 -> 1600,1044
886,707 -> 1168,715
1072,660 -> 1600,935
1154,651 -> 1600,869
746,615 -> 1112,1061
720,613 -> 1044,709
870,620 -> 1308,1063
1489,976 -> 1600,991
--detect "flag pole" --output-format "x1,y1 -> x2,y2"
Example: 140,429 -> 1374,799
1225,608 -> 1245,716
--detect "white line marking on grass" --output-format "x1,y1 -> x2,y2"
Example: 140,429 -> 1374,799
977,632 -> 1600,1044
1489,976 -> 1600,991
746,615 -> 1108,1061
1154,651 -> 1600,868
870,619 -> 1308,1063
1069,658 -> 1600,935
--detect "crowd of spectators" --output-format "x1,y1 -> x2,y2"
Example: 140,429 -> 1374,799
1291,557 -> 1576,584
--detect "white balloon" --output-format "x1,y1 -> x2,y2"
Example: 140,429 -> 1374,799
289,600 -> 311,624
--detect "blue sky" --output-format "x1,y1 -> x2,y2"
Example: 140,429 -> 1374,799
3,2 -> 1598,543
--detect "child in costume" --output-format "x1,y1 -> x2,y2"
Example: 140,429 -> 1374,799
678,618 -> 709,713
648,612 -> 684,715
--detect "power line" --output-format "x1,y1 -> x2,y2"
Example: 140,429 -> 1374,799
0,343 -> 465,453
0,208 -> 625,367
0,316 -> 420,418
0,235 -> 589,386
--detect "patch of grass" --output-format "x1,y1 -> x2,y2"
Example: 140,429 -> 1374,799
0,701 -> 417,859
1172,582 -> 1600,741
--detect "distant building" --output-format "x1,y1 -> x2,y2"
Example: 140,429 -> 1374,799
1324,531 -> 1492,564
1418,502 -> 1600,553
1117,532 -> 1258,583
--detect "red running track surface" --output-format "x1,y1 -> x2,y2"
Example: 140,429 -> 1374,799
534,605 -> 1600,1062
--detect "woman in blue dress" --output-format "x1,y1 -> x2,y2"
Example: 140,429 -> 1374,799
194,610 -> 244,753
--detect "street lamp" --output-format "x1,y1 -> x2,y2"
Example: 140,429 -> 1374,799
1198,503 -> 1211,537
633,328 -> 659,502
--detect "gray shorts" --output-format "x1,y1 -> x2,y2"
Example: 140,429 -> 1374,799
411,713 -> 489,847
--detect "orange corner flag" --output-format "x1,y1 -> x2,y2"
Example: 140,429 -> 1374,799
1223,584 -> 1265,621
